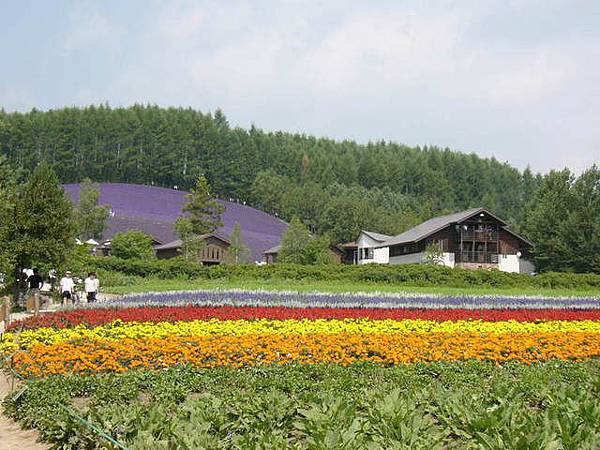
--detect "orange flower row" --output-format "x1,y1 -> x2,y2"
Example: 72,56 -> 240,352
11,332 -> 600,377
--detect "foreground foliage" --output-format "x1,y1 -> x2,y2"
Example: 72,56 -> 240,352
4,362 -> 600,449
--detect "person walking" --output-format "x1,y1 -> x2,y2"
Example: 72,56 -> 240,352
84,272 -> 99,303
59,271 -> 75,306
26,267 -> 44,314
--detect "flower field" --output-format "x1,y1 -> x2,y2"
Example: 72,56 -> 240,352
3,289 -> 600,377
0,290 -> 600,450
3,289 -> 600,449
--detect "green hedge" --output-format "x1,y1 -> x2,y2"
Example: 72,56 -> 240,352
78,256 -> 600,290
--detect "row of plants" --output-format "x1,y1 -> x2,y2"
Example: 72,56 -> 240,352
4,362 -> 600,449
6,316 -> 600,352
3,290 -> 600,376
10,331 -> 600,377
57,289 -> 600,310
3,289 -> 599,448
9,303 -> 600,331
81,257 -> 600,289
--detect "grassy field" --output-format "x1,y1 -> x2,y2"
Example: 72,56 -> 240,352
104,276 -> 600,298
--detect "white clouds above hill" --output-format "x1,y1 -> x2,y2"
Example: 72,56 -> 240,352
1,0 -> 599,172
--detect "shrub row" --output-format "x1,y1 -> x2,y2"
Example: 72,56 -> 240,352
80,257 -> 600,290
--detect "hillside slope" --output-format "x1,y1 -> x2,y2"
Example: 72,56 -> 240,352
64,183 -> 288,262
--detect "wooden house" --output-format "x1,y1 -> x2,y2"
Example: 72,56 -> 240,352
154,234 -> 230,265
355,208 -> 534,273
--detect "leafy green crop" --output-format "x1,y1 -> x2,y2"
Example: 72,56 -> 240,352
4,361 -> 600,449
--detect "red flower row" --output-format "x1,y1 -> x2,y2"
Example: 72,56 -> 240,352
8,305 -> 600,330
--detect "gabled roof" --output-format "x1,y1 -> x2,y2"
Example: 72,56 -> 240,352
154,234 -> 230,251
377,207 -> 521,248
263,244 -> 281,254
361,230 -> 392,242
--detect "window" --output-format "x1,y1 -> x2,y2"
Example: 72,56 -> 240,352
389,245 -> 403,257
360,248 -> 374,260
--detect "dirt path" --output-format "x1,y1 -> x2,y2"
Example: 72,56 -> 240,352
1,310 -> 50,449
0,375 -> 49,450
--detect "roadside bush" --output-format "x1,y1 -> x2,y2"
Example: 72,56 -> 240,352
110,230 -> 154,260
80,256 -> 600,290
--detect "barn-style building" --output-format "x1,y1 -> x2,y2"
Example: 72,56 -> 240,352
154,234 -> 230,265
355,208 -> 534,273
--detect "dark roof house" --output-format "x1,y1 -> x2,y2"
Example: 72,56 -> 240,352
356,207 -> 534,273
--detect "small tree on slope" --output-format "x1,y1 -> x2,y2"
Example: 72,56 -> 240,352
175,176 -> 224,262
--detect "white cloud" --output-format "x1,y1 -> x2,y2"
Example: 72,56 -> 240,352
60,6 -> 122,51
12,0 -> 598,173
298,11 -> 460,94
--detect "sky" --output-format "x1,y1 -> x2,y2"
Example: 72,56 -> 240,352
1,0 -> 599,174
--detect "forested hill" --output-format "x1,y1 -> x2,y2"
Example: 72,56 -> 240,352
0,105 -> 541,242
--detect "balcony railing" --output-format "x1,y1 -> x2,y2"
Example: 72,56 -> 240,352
460,231 -> 498,241
456,251 -> 498,264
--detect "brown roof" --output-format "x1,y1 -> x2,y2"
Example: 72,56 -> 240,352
154,234 -> 230,251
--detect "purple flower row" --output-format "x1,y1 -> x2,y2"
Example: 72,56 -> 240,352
86,289 -> 600,310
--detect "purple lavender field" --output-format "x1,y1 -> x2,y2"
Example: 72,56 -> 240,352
64,183 -> 288,261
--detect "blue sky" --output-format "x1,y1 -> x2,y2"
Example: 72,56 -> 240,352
1,0 -> 599,173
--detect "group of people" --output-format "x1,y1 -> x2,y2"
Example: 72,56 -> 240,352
58,271 -> 100,304
21,268 -> 100,314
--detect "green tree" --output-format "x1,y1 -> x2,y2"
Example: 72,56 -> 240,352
278,218 -> 311,264
556,166 -> 600,273
302,235 -> 332,265
173,218 -> 206,262
0,105 -> 548,243
424,241 -> 444,265
75,178 -> 110,240
0,156 -> 18,281
278,218 -> 331,264
110,230 -> 154,260
523,169 -> 574,272
175,176 -> 224,262
523,166 -> 600,273
7,163 -> 76,280
181,176 -> 224,235
227,223 -> 251,264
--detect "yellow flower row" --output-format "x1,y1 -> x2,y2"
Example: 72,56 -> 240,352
3,318 -> 600,353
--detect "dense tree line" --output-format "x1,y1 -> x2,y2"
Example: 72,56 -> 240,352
523,166 -> 600,273
0,105 -> 540,238
1,105 -> 597,273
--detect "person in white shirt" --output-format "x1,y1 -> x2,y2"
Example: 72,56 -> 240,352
59,271 -> 75,305
84,272 -> 99,303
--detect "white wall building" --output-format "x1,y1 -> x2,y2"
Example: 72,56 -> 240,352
355,208 -> 534,273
